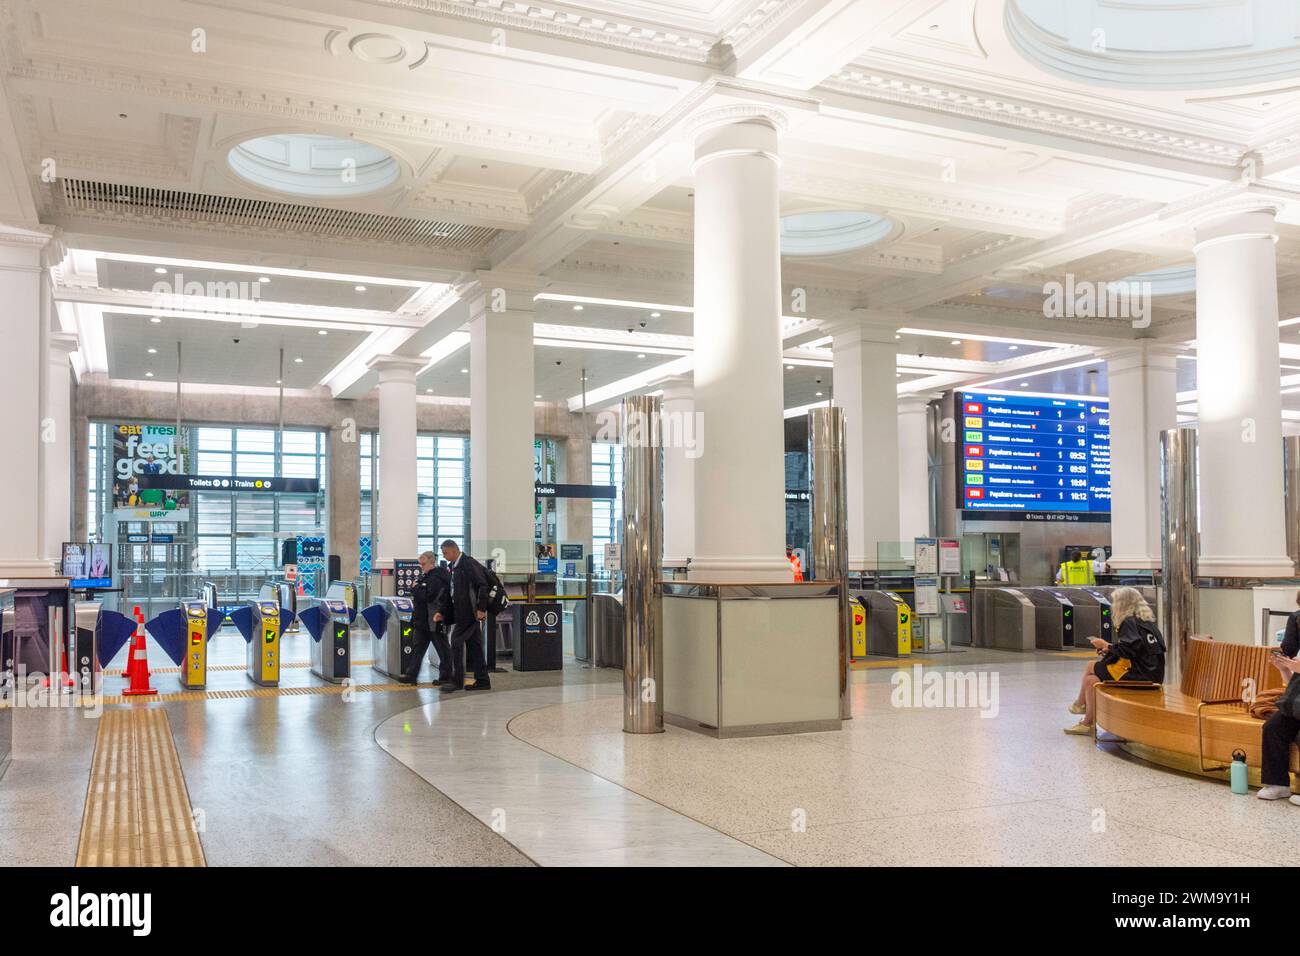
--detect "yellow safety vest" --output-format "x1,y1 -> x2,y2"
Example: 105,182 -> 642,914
1061,560 -> 1095,585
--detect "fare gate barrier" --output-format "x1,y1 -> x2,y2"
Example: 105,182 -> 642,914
229,600 -> 285,686
72,603 -> 136,695
147,601 -> 224,689
1022,588 -> 1075,650
1055,587 -> 1112,647
299,596 -> 354,683
361,597 -> 417,680
973,587 -> 1036,651
851,590 -> 912,657
590,593 -> 624,668
260,580 -> 299,633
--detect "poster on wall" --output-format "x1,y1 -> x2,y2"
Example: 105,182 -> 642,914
112,424 -> 190,521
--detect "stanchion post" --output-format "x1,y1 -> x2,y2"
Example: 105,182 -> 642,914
622,395 -> 664,734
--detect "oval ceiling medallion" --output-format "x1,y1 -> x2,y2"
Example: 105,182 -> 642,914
228,133 -> 402,198
349,32 -> 406,65
779,210 -> 893,257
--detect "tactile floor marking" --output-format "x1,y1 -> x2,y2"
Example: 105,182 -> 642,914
95,678 -> 440,705
76,708 -> 206,867
103,659 -> 374,676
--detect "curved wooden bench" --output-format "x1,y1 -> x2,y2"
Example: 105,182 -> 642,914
1095,637 -> 1299,782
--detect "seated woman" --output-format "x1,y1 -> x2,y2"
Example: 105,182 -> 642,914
1257,594 -> 1300,804
1065,587 -> 1166,736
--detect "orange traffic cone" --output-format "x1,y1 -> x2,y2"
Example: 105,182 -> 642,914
122,608 -> 157,697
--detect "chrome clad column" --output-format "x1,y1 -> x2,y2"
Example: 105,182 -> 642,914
622,395 -> 664,734
1284,436 -> 1300,572
809,407 -> 850,720
1159,427 -> 1199,684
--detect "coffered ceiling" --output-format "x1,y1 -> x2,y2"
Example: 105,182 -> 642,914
4,0 -> 1300,417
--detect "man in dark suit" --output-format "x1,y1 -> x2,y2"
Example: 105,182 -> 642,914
432,539 -> 491,693
406,550 -> 452,684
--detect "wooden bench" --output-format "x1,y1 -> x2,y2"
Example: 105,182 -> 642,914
1095,637 -> 1299,781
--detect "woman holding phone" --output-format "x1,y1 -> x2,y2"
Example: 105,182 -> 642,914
1257,594 -> 1300,804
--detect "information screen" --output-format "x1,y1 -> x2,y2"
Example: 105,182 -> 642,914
956,391 -> 1110,522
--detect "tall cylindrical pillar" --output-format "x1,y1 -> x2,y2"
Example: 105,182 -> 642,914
897,395 -> 931,546
42,332 -> 79,562
622,395 -> 663,734
1160,427 -> 1199,685
809,406 -> 849,721
366,355 -> 424,566
688,111 -> 790,583
1285,436 -> 1300,573
658,375 -> 695,569
1193,207 -> 1293,577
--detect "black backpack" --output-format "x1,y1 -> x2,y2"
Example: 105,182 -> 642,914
483,567 -> 510,612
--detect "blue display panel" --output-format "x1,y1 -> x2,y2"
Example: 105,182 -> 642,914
956,391 -> 1110,522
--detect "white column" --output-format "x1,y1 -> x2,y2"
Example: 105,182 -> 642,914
657,375 -> 695,567
41,332 -> 79,561
557,434 -> 592,563
897,394 -> 930,545
688,111 -> 790,582
832,322 -> 900,570
469,274 -> 537,572
366,354 -> 424,566
0,227 -> 56,577
1193,206 -> 1293,577
1106,344 -> 1179,570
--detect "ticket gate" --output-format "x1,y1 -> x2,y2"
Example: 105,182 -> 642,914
324,581 -> 357,617
590,592 -> 624,669
229,600 -> 285,686
71,602 -> 134,695
973,587 -> 1036,651
298,596 -> 354,683
852,590 -> 913,657
361,597 -> 417,680
7,588 -> 69,682
260,581 -> 298,633
1022,588 -> 1075,650
1056,587 -> 1112,647
146,600 -> 224,689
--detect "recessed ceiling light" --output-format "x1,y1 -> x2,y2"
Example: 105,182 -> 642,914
144,372 -> 153,378
815,391 -> 824,397
154,267 -> 167,275
637,353 -> 646,359
951,339 -> 962,345
1020,382 -> 1029,387
573,305 -> 584,311
1009,345 -> 1019,351
785,364 -> 794,370
149,317 -> 161,324
894,334 -> 901,340
294,357 -> 303,363
355,285 -> 367,292
896,373 -> 901,377
276,379 -> 282,385
317,329 -> 328,336
460,368 -> 468,374
147,348 -> 157,354
535,394 -> 542,399
650,312 -> 661,318
425,388 -> 432,393
259,276 -> 271,283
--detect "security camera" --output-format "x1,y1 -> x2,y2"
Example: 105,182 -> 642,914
639,320 -> 647,328
555,360 -> 562,366
232,337 -> 241,344
627,327 -> 635,334
815,377 -> 822,385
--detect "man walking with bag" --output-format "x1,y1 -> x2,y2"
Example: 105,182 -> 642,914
432,539 -> 492,693
406,550 -> 452,684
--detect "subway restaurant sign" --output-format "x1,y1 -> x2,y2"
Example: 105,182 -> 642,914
112,424 -> 191,521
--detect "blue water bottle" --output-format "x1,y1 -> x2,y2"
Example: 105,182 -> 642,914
1230,749 -> 1249,795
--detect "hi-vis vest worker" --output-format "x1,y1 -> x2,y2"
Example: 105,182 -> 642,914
1055,550 -> 1095,585
786,548 -> 803,582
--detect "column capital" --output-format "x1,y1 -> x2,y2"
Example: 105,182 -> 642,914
826,321 -> 900,347
689,109 -> 782,172
365,354 -> 425,385
0,221 -> 56,251
1191,204 -> 1280,251
1099,342 -> 1185,373
48,331 -> 79,358
472,270 -> 548,314
897,393 -> 933,412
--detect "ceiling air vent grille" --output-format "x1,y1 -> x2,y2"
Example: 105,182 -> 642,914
58,179 -> 500,251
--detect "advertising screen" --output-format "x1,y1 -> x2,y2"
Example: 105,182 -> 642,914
62,542 -> 113,589
956,390 -> 1110,522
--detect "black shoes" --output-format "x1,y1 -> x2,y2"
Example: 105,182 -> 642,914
465,680 -> 492,692
438,681 -> 461,693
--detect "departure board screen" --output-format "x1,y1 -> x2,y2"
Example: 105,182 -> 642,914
956,391 -> 1110,522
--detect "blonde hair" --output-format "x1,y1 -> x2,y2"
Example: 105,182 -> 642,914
1111,587 -> 1154,629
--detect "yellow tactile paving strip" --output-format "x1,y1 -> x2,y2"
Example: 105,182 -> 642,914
95,679 -> 439,705
103,659 -> 374,676
76,708 -> 206,867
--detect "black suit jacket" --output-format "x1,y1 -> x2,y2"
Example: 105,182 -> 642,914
410,566 -> 451,630
436,553 -> 490,625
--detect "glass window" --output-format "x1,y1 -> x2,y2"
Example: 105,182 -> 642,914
592,442 -> 623,567
361,430 -> 470,556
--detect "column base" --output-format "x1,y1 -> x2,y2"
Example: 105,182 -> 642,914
1107,555 -> 1161,571
663,554 -> 691,569
1198,555 -> 1296,578
0,558 -> 58,579
688,556 -> 793,583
